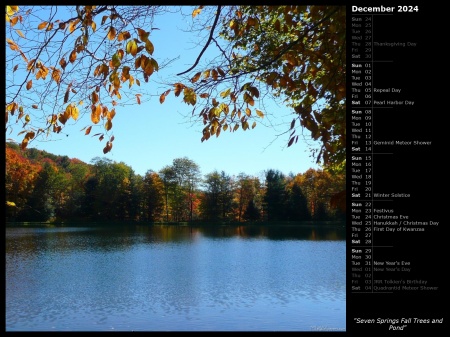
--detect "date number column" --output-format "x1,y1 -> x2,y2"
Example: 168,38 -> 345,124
350,13 -> 373,293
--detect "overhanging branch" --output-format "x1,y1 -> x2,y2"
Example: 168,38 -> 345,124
176,5 -> 222,76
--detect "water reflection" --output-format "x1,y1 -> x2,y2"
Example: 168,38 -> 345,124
6,223 -> 345,331
6,223 -> 345,255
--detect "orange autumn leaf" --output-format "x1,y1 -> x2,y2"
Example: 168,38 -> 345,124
91,105 -> 101,124
52,68 -> 61,84
69,50 -> 77,63
105,119 -> 112,131
37,21 -> 48,30
107,26 -> 116,40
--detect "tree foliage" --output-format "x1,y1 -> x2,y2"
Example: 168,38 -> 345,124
6,5 -> 346,170
6,5 -> 163,154
187,5 -> 346,168
264,169 -> 286,221
6,142 -> 345,223
143,170 -> 165,222
200,170 -> 234,221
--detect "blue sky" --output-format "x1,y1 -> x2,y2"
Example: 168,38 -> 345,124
6,6 -> 321,178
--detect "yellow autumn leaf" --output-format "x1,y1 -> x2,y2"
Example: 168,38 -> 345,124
7,39 -> 19,51
39,65 -> 49,79
16,29 -> 24,38
256,109 -> 264,118
192,6 -> 203,18
102,105 -> 108,118
183,87 -> 197,105
111,53 -> 121,68
107,26 -> 116,40
17,107 -> 24,119
63,105 -> 71,119
91,105 -> 101,124
150,58 -> 158,71
71,106 -> 79,120
109,109 -> 116,120
126,39 -> 138,56
220,88 -> 231,98
68,19 -> 79,33
7,6 -> 19,16
6,102 -> 17,113
145,40 -> 154,54
137,28 -> 149,42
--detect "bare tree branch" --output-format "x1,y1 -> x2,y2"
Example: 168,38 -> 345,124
176,5 -> 222,76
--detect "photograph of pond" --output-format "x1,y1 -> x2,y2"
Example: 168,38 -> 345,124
6,4 -> 346,332
6,224 -> 345,331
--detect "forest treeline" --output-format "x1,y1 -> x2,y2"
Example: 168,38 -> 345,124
5,142 -> 345,224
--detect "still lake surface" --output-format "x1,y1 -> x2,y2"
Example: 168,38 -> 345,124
6,223 -> 346,331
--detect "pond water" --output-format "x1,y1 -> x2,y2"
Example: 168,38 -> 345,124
5,224 -> 346,331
